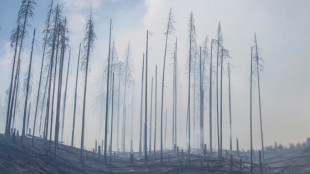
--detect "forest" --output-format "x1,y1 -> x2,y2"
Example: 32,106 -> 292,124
0,0 -> 309,173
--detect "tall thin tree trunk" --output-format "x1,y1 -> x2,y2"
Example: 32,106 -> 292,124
149,78 -> 153,155
130,83 -> 135,153
7,0 -> 31,137
103,19 -> 112,162
139,55 -> 145,156
172,38 -> 178,148
255,34 -> 265,162
228,62 -> 232,156
199,47 -> 204,151
122,44 -> 130,152
250,47 -> 254,174
71,44 -> 81,147
187,13 -> 193,162
144,30 -> 149,166
49,25 -> 61,148
220,46 -> 224,159
21,29 -> 35,143
216,23 -> 221,160
55,20 -> 67,153
110,74 -> 115,165
117,64 -> 121,151
160,9 -> 172,165
209,41 -> 213,153
39,68 -> 50,137
26,103 -> 31,134
6,25 -> 20,137
153,65 -> 157,157
80,11 -> 95,162
61,49 -> 70,142
32,1 -> 53,145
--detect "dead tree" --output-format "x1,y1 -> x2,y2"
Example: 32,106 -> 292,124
130,82 -> 135,153
144,30 -> 149,166
209,39 -> 216,153
250,47 -> 254,174
71,44 -> 81,147
110,73 -> 115,165
104,19 -> 112,162
44,4 -> 60,142
172,38 -> 178,148
228,62 -> 232,156
21,29 -> 36,143
186,12 -> 196,161
55,19 -> 67,153
6,0 -> 36,137
254,33 -> 265,162
32,0 -> 53,145
199,47 -> 204,151
6,25 -> 20,138
153,65 -> 157,157
81,10 -> 96,162
149,77 -> 153,156
61,47 -> 71,142
160,8 -> 174,165
216,22 -> 222,160
139,55 -> 145,156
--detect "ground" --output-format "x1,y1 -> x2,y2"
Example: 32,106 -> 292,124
0,134 -> 309,173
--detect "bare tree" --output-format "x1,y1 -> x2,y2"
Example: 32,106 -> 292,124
209,39 -> 216,153
199,47 -> 204,151
71,43 -> 81,147
250,46 -> 254,174
149,77 -> 153,156
55,18 -> 68,153
21,29 -> 36,143
153,65 -> 157,157
6,25 -> 20,137
139,54 -> 145,156
110,73 -> 115,165
254,33 -> 265,162
81,10 -> 96,162
216,22 -> 222,160
61,47 -> 71,142
32,0 -> 53,145
6,0 -> 36,137
144,30 -> 149,166
186,12 -> 196,162
104,19 -> 112,162
160,8 -> 174,165
228,62 -> 232,157
172,38 -> 178,149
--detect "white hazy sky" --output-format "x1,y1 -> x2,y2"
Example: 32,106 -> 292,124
0,0 -> 309,152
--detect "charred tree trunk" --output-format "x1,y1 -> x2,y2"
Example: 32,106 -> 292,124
104,19 -> 112,162
71,44 -> 81,147
153,65 -> 157,157
144,30 -> 149,166
250,47 -> 254,174
149,78 -> 153,156
199,47 -> 204,151
21,29 -> 36,143
139,55 -> 145,156
32,0 -> 53,145
61,48 -> 71,142
209,40 -> 214,153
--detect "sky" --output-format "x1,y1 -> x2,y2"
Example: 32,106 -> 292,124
0,0 -> 309,152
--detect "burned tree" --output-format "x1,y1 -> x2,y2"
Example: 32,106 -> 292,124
6,0 -> 36,137
104,19 -> 112,162
71,44 -> 81,147
160,8 -> 174,165
21,29 -> 36,143
32,0 -> 53,145
81,10 -> 96,162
